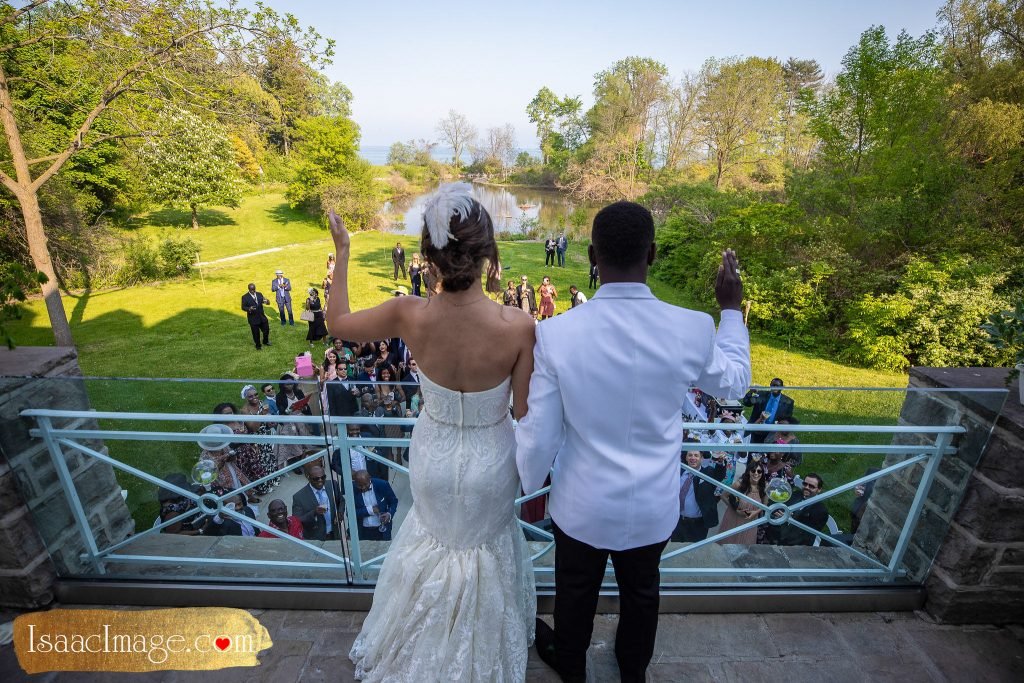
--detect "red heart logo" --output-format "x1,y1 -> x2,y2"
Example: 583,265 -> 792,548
215,637 -> 231,651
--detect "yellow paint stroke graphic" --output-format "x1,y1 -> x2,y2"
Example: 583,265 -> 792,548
13,608 -> 272,673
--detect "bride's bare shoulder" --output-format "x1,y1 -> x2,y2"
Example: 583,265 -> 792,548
497,304 -> 534,328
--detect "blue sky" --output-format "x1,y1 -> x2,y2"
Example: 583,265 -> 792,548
278,0 -> 945,147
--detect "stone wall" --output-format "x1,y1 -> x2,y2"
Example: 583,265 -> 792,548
0,347 -> 135,608
853,367 -> 1022,623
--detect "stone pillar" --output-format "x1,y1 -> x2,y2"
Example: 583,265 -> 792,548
853,367 -> 1022,623
0,347 -> 135,608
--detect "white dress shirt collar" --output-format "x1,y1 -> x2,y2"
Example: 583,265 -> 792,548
588,282 -> 656,300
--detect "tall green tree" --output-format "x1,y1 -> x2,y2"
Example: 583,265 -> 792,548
564,57 -> 668,199
781,58 -> 823,170
142,109 -> 243,229
796,27 -> 955,255
526,87 -> 585,170
286,115 -> 361,206
696,56 -> 787,188
0,0 -> 331,346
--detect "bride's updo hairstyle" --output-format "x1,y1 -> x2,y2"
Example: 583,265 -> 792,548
420,182 -> 501,293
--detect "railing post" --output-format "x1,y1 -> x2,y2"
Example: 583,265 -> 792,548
886,431 -> 953,581
36,416 -> 106,575
335,419 -> 364,582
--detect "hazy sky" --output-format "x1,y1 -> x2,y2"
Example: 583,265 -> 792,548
277,0 -> 945,147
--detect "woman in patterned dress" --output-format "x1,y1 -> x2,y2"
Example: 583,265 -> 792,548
212,402 -> 265,502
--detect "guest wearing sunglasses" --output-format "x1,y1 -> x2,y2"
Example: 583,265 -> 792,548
292,465 -> 344,541
717,464 -> 767,545
670,441 -> 727,543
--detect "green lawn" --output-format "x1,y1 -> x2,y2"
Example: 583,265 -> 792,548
122,189 -> 328,262
10,193 -> 908,530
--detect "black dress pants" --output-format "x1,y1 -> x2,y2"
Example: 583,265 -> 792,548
249,319 -> 270,347
671,516 -> 709,543
553,522 -> 668,683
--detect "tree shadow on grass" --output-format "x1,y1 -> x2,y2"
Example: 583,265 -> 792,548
123,206 -> 237,230
352,244 -> 398,281
265,201 -> 322,228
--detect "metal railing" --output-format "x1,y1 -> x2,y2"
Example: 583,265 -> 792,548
21,407 -> 966,587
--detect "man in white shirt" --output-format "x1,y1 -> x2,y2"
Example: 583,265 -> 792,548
516,200 -> 750,683
568,285 -> 587,308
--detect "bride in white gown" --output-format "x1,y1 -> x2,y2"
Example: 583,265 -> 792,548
325,184 -> 537,682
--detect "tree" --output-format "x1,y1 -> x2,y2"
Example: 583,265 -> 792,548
260,38 -> 325,156
142,109 -> 243,229
526,87 -> 586,169
562,57 -> 669,200
655,72 -> 701,171
436,110 -> 477,173
387,141 -> 416,165
483,124 -> 517,180
286,115 -> 361,207
527,87 -> 559,164
781,58 -> 823,169
696,56 -> 788,188
0,0 -> 331,346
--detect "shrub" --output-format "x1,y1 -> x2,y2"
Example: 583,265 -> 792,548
116,238 -> 160,286
159,236 -> 200,277
0,263 -> 46,349
843,258 -> 1009,370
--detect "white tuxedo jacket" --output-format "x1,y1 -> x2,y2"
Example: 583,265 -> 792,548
516,282 -> 751,550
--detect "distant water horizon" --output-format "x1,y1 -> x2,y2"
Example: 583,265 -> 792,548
359,144 -> 542,166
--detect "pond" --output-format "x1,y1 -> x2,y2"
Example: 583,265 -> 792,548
383,182 -> 603,240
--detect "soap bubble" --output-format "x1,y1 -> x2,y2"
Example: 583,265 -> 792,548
766,478 -> 792,503
191,458 -> 218,487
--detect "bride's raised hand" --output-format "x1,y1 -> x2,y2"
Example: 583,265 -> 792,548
328,209 -> 350,252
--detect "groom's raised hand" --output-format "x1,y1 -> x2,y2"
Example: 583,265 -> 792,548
715,248 -> 743,312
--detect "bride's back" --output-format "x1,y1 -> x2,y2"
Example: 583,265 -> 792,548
403,295 -> 530,393
327,184 -> 535,403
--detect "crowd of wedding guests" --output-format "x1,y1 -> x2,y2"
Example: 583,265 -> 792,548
675,378 -> 835,547
154,330 -> 421,543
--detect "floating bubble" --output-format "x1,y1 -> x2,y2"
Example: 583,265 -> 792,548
766,478 -> 792,503
191,458 -> 218,487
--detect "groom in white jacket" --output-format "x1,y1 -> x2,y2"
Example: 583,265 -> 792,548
516,201 -> 750,683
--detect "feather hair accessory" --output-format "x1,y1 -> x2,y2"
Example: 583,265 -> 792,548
422,182 -> 475,249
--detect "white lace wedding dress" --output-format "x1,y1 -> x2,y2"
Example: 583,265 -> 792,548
349,371 -> 537,682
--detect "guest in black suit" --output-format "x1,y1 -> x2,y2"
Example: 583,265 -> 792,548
392,242 -> 407,280
353,470 -> 399,540
774,474 -> 829,546
292,465 -> 344,541
671,444 -> 727,543
742,377 -> 795,443
241,283 -> 272,350
324,361 -> 359,418
204,491 -> 257,537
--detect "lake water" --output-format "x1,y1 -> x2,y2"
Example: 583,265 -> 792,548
383,182 -> 603,239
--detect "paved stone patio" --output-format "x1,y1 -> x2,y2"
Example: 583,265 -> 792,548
2,606 -> 1022,682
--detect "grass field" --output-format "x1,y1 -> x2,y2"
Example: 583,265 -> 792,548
9,192 -> 909,530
